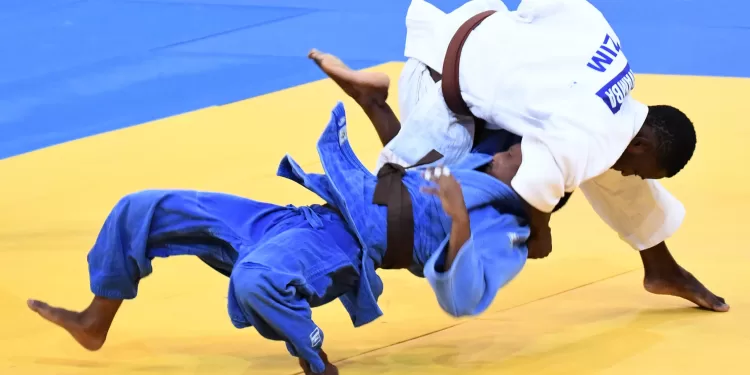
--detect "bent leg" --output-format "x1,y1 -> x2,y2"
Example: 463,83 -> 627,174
230,208 -> 361,374
309,51 -> 474,168
86,190 -> 251,299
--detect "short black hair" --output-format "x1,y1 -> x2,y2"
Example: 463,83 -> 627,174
645,105 -> 697,177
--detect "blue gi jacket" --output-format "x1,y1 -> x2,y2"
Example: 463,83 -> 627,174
277,103 -> 530,327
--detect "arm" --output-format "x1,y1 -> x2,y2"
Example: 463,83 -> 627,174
522,203 -> 552,244
481,85 -> 633,256
421,166 -> 473,270
444,207 -> 471,270
420,167 -> 529,316
424,211 -> 529,317
510,136 -> 568,258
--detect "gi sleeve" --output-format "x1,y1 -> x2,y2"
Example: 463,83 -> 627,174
423,212 -> 529,317
580,170 -> 685,250
510,135 -> 569,213
486,79 -> 648,214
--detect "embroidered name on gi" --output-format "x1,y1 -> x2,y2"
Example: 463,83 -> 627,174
595,63 -> 635,114
587,34 -> 621,72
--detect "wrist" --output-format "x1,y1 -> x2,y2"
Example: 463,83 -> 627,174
451,212 -> 470,224
530,221 -> 551,232
526,207 -> 550,230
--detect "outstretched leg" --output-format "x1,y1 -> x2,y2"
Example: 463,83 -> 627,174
641,243 -> 729,312
309,49 -> 401,146
27,190 -> 282,349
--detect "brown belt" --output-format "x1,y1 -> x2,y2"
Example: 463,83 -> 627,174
440,10 -> 496,146
372,12 -> 494,269
374,150 -> 443,269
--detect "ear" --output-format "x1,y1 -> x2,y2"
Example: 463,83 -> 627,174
626,135 -> 653,155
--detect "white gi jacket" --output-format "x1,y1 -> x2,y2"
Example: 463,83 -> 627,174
378,0 -> 685,250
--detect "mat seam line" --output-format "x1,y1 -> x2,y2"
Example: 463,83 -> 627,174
289,267 -> 638,374
150,10 -> 319,51
121,0 -> 321,12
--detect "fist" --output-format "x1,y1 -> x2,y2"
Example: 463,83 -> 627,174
527,227 -> 552,259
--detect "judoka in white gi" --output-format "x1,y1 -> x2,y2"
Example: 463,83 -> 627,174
307,0 -> 728,313
27,102 -> 566,374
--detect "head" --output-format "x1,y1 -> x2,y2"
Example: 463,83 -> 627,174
485,143 -> 570,213
612,105 -> 696,179
485,143 -> 523,186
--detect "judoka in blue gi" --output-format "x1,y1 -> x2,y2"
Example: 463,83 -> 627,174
27,102 -> 565,375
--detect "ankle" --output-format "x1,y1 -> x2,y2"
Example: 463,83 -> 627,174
81,297 -> 122,328
644,265 -> 687,282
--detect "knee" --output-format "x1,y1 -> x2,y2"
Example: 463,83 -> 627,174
112,190 -> 157,208
115,190 -> 170,208
230,267 -> 277,307
110,190 -> 174,219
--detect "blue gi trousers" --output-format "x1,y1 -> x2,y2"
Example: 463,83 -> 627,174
87,190 -> 362,373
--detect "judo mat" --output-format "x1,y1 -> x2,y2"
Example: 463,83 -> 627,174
1,1 -> 749,374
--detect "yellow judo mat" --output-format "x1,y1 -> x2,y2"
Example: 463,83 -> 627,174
1,63 -> 748,374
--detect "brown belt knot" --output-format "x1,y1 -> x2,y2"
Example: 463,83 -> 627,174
372,150 -> 443,269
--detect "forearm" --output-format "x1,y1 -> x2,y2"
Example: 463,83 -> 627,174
445,212 -> 471,270
521,200 -> 553,259
423,211 -> 528,317
523,201 -> 551,234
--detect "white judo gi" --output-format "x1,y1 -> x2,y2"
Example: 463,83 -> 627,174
377,0 -> 685,251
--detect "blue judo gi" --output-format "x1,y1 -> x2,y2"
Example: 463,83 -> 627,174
85,103 -> 530,374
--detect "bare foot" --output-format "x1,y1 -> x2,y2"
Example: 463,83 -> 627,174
308,48 -> 390,106
298,349 -> 339,375
644,268 -> 729,312
27,299 -> 114,350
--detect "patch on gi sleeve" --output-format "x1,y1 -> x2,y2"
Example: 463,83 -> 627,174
309,327 -> 323,349
338,125 -> 347,146
507,232 -> 527,247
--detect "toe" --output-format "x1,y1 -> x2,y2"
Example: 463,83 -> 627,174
695,287 -> 730,312
27,299 -> 47,312
308,49 -> 322,62
710,296 -> 730,312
